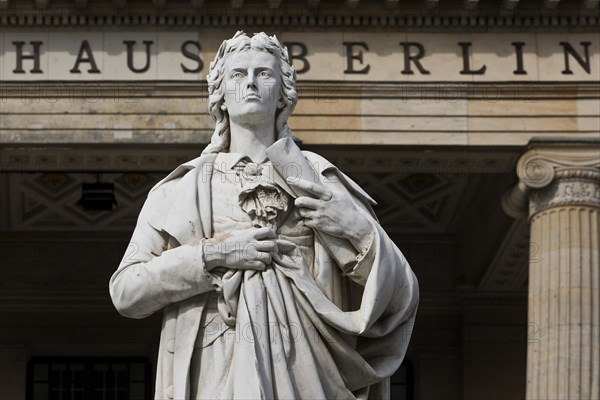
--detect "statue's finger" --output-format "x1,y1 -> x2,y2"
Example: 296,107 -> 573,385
255,252 -> 272,265
294,196 -> 320,210
301,210 -> 318,221
252,227 -> 276,240
255,241 -> 278,253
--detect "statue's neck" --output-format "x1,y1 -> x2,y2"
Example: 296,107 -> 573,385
228,121 -> 275,162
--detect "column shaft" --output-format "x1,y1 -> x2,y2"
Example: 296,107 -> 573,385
527,205 -> 599,400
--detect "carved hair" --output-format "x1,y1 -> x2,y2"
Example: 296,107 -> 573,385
202,31 -> 298,155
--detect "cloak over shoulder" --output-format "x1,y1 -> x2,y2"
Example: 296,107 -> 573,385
109,151 -> 419,400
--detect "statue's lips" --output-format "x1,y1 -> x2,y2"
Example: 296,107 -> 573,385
243,93 -> 261,101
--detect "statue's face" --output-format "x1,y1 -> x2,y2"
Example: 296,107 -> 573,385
222,49 -> 282,125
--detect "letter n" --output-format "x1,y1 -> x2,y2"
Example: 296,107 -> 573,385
560,42 -> 591,74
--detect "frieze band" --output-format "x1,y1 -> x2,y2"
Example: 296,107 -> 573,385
0,32 -> 597,81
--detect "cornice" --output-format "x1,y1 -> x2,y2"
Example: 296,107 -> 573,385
0,14 -> 598,29
1,82 -> 599,100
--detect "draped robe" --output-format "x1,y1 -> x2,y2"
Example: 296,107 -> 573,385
109,150 -> 419,400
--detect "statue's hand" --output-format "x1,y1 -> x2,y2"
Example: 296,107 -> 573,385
287,178 -> 374,249
203,227 -> 278,272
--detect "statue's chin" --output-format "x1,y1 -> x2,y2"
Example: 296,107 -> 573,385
228,107 -> 278,126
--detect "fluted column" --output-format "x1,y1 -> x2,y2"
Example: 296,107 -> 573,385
503,141 -> 600,400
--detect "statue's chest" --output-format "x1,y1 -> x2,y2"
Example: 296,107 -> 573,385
209,164 -> 297,240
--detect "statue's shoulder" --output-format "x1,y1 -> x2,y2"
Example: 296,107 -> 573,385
147,154 -> 213,196
141,153 -> 216,231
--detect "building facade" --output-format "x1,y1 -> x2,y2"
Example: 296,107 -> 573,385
0,0 -> 598,399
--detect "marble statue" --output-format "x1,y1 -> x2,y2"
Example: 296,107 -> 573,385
110,31 -> 419,400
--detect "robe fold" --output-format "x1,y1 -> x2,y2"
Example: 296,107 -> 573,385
109,150 -> 419,400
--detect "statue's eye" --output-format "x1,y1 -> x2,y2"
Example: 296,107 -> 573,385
257,70 -> 271,78
231,71 -> 244,79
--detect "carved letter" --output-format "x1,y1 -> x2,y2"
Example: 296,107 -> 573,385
560,42 -> 591,74
123,40 -> 153,73
12,41 -> 43,74
343,42 -> 370,74
180,40 -> 203,73
283,42 -> 310,74
399,42 -> 430,75
459,42 -> 486,75
70,40 -> 101,74
511,42 -> 527,75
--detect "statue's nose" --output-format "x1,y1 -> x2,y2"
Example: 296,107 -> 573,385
245,73 -> 259,89
246,80 -> 258,91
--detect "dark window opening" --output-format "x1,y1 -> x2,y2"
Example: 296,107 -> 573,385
27,357 -> 152,400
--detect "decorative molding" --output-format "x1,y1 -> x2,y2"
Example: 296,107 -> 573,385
516,147 -> 600,189
0,148 -> 196,173
503,141 -> 600,218
529,169 -> 600,215
1,82 -> 599,101
0,14 -> 597,28
0,146 -> 521,173
0,168 -> 475,234
0,0 -> 596,20
502,181 -> 530,219
349,171 -> 475,234
478,218 -> 529,291
0,146 -> 513,233
1,172 -> 164,231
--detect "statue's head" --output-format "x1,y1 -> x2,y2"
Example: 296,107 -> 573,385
202,31 -> 298,155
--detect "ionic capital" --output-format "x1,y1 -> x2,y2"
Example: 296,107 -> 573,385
502,141 -> 600,219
